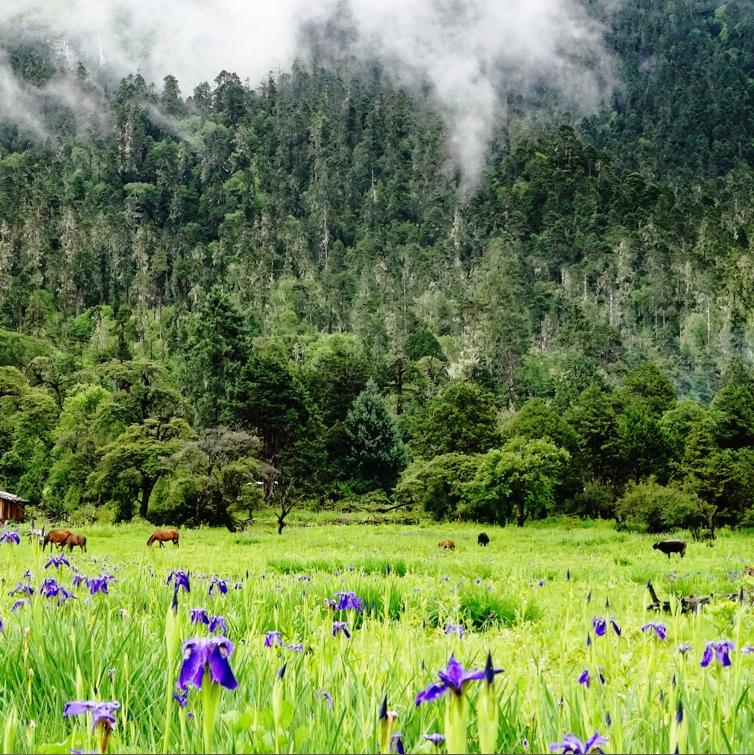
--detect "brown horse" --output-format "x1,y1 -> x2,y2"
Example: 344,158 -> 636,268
63,533 -> 87,553
438,540 -> 456,550
43,529 -> 72,551
147,529 -> 179,548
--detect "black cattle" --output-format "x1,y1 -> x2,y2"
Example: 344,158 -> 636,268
652,540 -> 687,559
478,532 -> 490,547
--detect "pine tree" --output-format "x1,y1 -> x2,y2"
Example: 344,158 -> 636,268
341,380 -> 407,493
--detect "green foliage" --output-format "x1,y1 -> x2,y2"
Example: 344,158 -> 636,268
464,437 -> 570,526
2,12 -> 754,528
622,362 -> 677,419
615,479 -> 703,534
340,380 -> 407,493
396,453 -> 482,520
458,587 -> 542,629
181,287 -> 251,427
224,354 -> 311,464
411,381 -> 501,457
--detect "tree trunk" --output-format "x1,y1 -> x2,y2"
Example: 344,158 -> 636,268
516,503 -> 525,527
707,511 -> 717,540
140,477 -> 156,519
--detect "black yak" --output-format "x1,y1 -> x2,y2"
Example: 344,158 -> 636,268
478,532 -> 490,546
652,540 -> 686,559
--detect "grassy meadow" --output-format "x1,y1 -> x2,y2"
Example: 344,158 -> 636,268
1,519 -> 754,753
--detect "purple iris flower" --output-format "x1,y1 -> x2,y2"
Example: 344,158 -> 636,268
316,689 -> 334,709
57,587 -> 75,605
189,608 -> 210,626
578,669 -> 591,688
286,644 -> 305,653
167,570 -> 190,593
10,582 -> 34,597
444,624 -> 465,639
40,577 -> 62,599
324,599 -> 337,609
172,689 -> 188,708
538,580 -> 546,587
423,733 -> 445,745
11,599 -> 26,612
641,622 -> 667,640
332,621 -> 351,638
550,732 -> 609,754
0,529 -> 20,545
209,577 -> 228,596
741,646 -> 754,655
592,618 -> 607,637
72,573 -> 88,588
610,618 -> 621,637
234,583 -> 243,590
299,575 -> 311,582
415,656 -> 501,705
701,640 -> 735,668
475,578 -> 482,585
176,636 -> 238,691
265,631 -> 283,648
334,592 -> 364,612
677,643 -> 693,654
391,732 -> 405,754
208,615 -> 227,634
45,555 -> 71,570
63,700 -> 120,733
87,575 -> 115,595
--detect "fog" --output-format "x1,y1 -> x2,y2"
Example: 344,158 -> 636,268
0,0 -> 615,185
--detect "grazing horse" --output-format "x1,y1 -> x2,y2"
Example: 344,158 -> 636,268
43,529 -> 72,551
147,529 -> 179,548
63,533 -> 87,553
438,540 -> 455,550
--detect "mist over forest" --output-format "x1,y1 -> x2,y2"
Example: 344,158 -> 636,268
1,0 -> 754,535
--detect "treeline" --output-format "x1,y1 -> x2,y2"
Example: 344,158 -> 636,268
2,0 -> 754,532
3,306 -> 754,537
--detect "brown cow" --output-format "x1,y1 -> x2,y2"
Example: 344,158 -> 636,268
63,533 -> 87,553
43,529 -> 72,551
147,529 -> 179,548
438,540 -> 455,550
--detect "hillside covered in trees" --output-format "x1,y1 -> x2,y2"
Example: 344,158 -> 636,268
2,0 -> 754,535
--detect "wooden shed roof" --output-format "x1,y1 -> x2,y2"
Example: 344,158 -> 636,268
0,491 -> 28,505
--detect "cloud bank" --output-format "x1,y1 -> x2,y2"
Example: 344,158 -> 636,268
0,0 -> 615,184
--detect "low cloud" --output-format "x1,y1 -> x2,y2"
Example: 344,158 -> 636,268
0,0 -> 615,185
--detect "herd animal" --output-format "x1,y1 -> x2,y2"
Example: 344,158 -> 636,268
147,529 -> 179,547
41,529 -> 88,552
653,540 -> 687,559
19,528 -> 698,561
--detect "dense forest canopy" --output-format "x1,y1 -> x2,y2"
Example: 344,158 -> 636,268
2,0 -> 754,534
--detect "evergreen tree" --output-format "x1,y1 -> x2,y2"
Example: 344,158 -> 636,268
181,287 -> 251,427
341,380 -> 407,493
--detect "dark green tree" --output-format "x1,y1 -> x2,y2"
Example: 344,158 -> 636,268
411,381 -> 501,458
341,380 -> 407,493
181,287 -> 251,426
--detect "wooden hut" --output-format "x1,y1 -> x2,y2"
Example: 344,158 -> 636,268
0,491 -> 27,523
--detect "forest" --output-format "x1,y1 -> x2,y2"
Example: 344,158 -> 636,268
2,0 -> 754,536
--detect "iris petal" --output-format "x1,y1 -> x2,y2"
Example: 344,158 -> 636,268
415,682 -> 449,705
207,638 -> 238,690
178,640 -> 208,690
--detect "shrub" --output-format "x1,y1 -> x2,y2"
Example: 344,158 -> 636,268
615,479 -> 703,534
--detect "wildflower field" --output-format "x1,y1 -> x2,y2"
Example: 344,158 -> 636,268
1,521 -> 754,754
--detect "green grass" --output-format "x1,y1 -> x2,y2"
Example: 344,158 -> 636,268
1,521 -> 754,753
